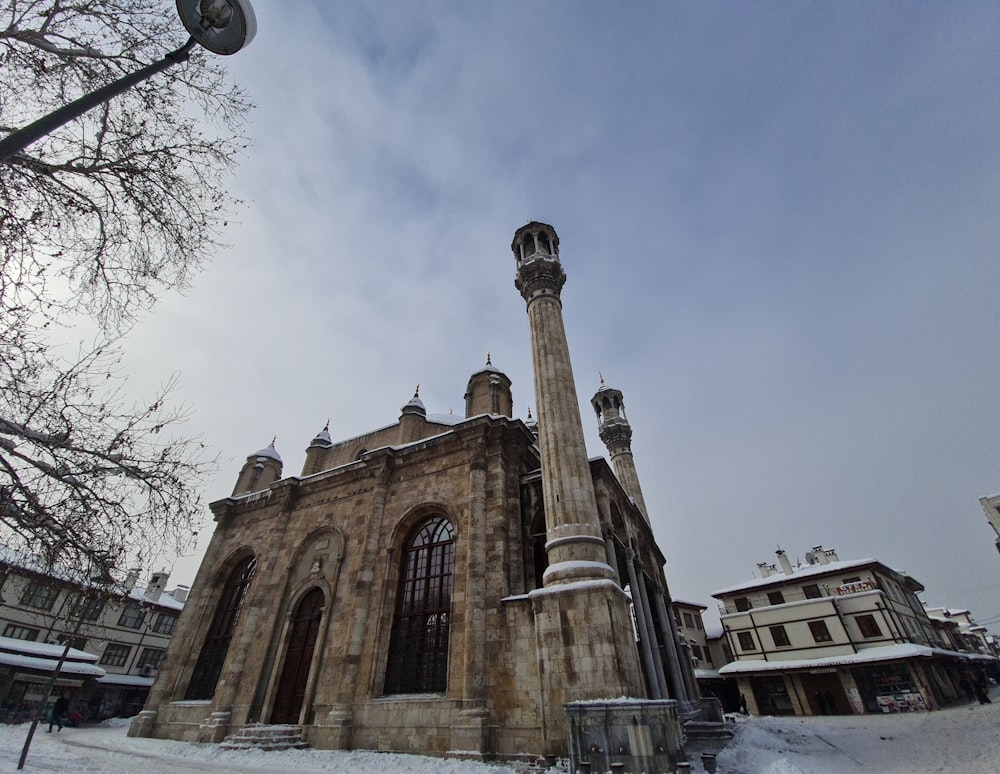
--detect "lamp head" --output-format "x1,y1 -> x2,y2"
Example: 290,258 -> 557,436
176,0 -> 257,55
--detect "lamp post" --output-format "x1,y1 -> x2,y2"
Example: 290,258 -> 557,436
0,0 -> 256,164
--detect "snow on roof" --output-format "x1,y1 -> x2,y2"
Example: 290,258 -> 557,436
718,643 -> 995,675
673,599 -> 708,610
126,586 -> 185,611
0,636 -> 98,662
0,651 -> 106,677
695,668 -> 722,680
252,442 -> 282,463
711,558 -> 880,597
310,427 -> 333,446
0,636 -> 105,677
425,413 -> 464,426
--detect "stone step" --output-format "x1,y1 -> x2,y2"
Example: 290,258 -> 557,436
219,723 -> 310,751
683,721 -> 734,740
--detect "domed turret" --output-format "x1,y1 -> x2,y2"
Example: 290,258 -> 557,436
303,421 -> 334,476
399,385 -> 427,443
232,438 -> 283,496
524,406 -> 539,440
464,353 -> 513,418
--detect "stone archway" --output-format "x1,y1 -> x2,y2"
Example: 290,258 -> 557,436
271,587 -> 324,724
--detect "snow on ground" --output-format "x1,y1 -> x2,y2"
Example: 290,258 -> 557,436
1,690 -> 998,774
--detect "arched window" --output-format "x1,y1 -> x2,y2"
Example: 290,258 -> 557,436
384,517 -> 454,694
185,555 -> 257,700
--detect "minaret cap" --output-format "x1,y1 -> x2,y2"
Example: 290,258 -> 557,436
512,221 -> 559,263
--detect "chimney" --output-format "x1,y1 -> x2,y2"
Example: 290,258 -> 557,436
757,562 -> 773,578
812,546 -> 829,565
824,549 -> 839,563
143,570 -> 170,602
124,568 -> 141,593
171,585 -> 190,604
776,549 -> 794,575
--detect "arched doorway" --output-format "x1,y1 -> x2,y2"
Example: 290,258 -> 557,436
271,587 -> 324,724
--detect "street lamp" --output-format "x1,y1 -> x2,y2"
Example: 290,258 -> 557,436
0,0 -> 257,164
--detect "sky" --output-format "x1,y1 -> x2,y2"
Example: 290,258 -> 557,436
116,2 -> 1000,633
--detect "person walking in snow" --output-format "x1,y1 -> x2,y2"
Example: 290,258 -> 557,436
47,692 -> 70,732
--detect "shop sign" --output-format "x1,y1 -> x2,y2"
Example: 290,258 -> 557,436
13,673 -> 83,688
835,580 -> 875,595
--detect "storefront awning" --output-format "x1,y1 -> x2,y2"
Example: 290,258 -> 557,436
96,674 -> 154,687
0,651 -> 106,678
718,643 -> 996,676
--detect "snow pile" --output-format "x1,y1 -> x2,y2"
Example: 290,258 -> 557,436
716,690 -> 1000,773
1,691 -> 998,773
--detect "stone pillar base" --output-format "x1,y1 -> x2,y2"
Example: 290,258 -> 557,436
449,706 -> 490,757
198,710 -> 232,744
315,706 -> 354,749
127,710 -> 157,738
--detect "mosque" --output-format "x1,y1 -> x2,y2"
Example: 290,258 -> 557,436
130,223 -> 698,762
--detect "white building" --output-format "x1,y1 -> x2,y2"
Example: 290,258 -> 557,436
0,548 -> 186,721
978,493 -> 1000,555
712,546 -> 995,716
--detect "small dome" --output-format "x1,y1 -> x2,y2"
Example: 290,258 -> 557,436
309,421 -> 333,448
401,385 -> 426,416
471,352 -> 503,377
252,439 -> 282,463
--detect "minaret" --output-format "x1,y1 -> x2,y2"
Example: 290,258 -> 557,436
591,376 -> 649,523
512,222 -> 614,586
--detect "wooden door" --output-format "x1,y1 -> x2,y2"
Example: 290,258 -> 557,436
271,588 -> 324,724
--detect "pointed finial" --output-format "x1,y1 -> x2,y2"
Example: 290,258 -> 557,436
449,408 -> 454,415
271,435 -> 277,446
323,419 -> 330,431
599,372 -> 605,386
486,352 -> 492,365
414,384 -> 420,397
527,407 -> 533,419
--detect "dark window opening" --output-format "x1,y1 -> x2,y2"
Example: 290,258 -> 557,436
185,555 -> 257,700
734,597 -> 753,612
770,625 -> 791,648
384,517 -> 455,694
856,614 -> 883,639
809,620 -> 833,643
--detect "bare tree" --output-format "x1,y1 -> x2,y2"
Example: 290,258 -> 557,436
0,0 -> 250,586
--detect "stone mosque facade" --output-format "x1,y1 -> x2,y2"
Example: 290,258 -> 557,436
131,223 -> 698,760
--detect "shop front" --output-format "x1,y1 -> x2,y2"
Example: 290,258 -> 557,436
0,636 -> 105,723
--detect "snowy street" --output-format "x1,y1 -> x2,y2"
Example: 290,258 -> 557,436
1,692 -> 998,774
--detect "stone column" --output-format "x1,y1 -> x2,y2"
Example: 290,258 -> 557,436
653,589 -> 690,703
513,222 -> 613,586
452,435 -> 490,756
625,550 -> 660,698
634,560 -> 669,698
325,458 -> 393,746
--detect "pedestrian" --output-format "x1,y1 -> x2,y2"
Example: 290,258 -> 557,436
47,691 -> 70,732
739,693 -> 748,715
976,676 -> 992,705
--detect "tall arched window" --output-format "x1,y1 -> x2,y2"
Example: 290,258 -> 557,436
384,517 -> 454,694
185,555 -> 257,700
